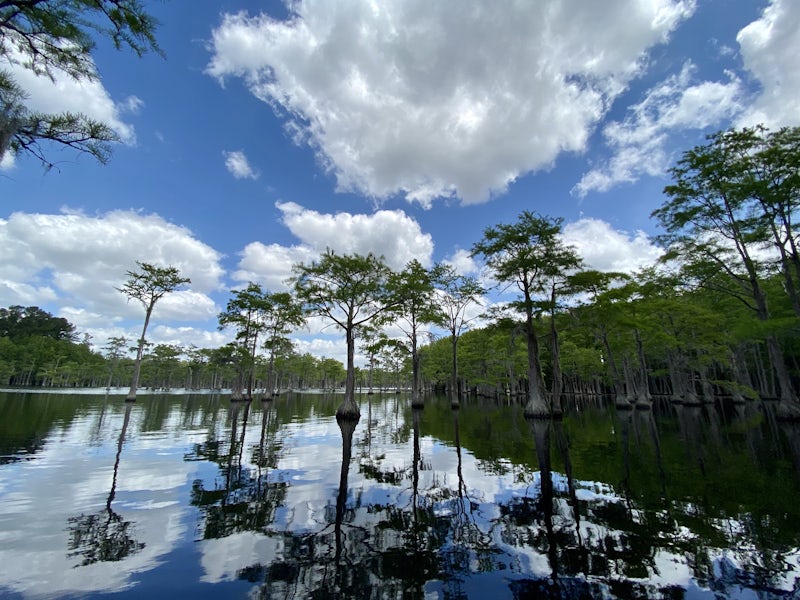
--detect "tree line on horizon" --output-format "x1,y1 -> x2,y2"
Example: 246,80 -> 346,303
1,125 -> 799,420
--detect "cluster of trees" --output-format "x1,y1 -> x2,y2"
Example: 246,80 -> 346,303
2,125 -> 799,421
0,310 -> 391,393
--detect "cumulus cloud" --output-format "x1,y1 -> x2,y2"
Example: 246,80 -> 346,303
232,202 -> 434,290
207,0 -> 694,207
561,218 -> 663,272
573,62 -> 743,197
443,249 -> 480,276
736,0 -> 800,128
574,0 -> 800,197
277,202 -> 434,268
0,210 -> 226,348
233,242 -> 317,291
223,150 -> 260,179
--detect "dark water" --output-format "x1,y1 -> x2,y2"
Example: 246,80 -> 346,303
0,391 -> 799,599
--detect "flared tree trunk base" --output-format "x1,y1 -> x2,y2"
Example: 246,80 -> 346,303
615,395 -> 633,410
336,400 -> 361,421
524,403 -> 552,419
776,399 -> 800,421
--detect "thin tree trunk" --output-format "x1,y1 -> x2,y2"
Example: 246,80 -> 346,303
126,304 -> 153,401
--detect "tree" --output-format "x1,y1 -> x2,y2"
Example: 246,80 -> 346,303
117,261 -> 189,401
259,291 -> 306,399
0,305 -> 76,340
471,212 -> 578,418
102,335 -> 128,388
291,250 -> 396,420
1,0 -> 161,167
218,284 -> 306,400
218,283 -> 268,400
430,264 -> 483,406
388,259 -> 440,407
653,126 -> 800,418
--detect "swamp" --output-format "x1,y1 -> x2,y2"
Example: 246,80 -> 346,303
1,390 -> 799,599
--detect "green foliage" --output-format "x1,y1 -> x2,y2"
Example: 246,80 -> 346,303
1,0 -> 161,166
0,305 -> 76,341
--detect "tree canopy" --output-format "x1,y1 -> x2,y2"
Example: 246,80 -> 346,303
117,261 -> 190,400
0,0 -> 161,167
0,305 -> 75,341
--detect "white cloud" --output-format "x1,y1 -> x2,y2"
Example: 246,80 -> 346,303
277,201 -> 434,269
443,248 -> 479,276
207,0 -> 694,206
736,0 -> 800,128
0,210 -> 226,348
233,241 -> 317,291
223,150 -> 260,179
574,0 -> 800,197
561,218 -> 663,273
233,202 -> 434,292
573,62 -> 743,197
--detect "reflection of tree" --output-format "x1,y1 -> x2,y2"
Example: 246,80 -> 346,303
181,394 -> 800,597
67,404 -> 145,566
189,401 -> 288,539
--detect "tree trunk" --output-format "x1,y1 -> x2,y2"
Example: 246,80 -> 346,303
126,303 -> 153,401
411,330 -> 423,408
523,293 -> 549,418
450,334 -> 460,408
337,326 -> 360,420
549,295 -> 563,416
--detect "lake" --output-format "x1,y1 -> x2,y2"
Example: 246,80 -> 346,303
0,391 -> 799,599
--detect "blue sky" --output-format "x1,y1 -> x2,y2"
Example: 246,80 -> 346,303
1,0 -> 798,366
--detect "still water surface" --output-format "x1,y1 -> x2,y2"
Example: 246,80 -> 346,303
0,391 -> 799,599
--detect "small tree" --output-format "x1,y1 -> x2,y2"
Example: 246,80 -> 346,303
102,335 -> 128,389
388,259 -> 440,408
218,283 -> 268,400
260,291 -> 306,399
291,250 -> 396,420
431,264 -> 484,406
117,261 -> 189,401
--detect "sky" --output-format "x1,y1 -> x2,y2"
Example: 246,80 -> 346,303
1,0 -> 798,367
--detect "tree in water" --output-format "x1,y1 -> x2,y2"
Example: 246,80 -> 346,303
431,264 -> 484,407
1,0 -> 161,167
388,259 -> 440,408
291,250 -> 396,421
472,211 -> 579,418
259,291 -> 306,399
653,125 -> 800,418
117,261 -> 190,401
218,283 -> 269,400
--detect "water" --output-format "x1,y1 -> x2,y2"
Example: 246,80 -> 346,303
0,391 -> 799,599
